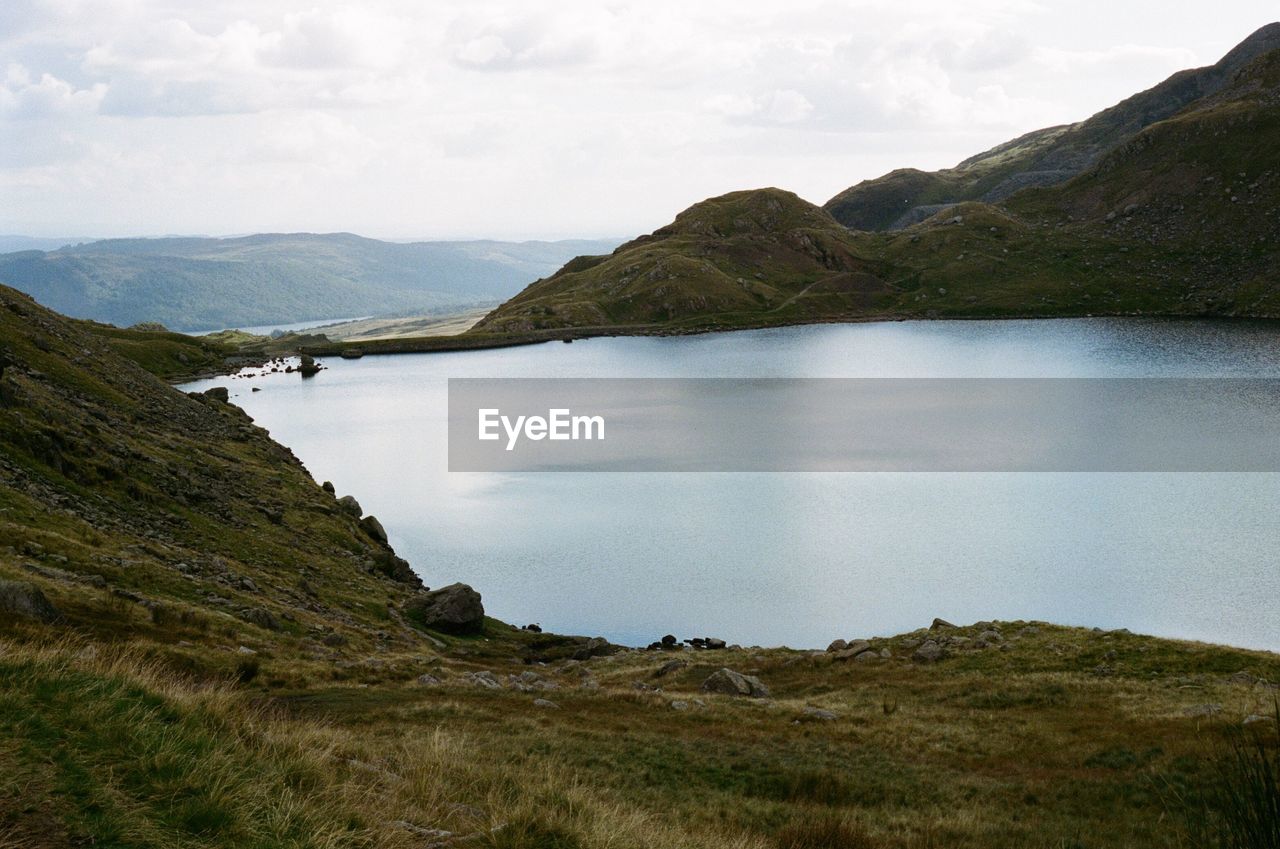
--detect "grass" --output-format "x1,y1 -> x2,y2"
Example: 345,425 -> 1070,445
6,580 -> 1280,849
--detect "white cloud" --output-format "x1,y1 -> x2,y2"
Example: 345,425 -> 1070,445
1,63 -> 105,118
0,0 -> 1276,239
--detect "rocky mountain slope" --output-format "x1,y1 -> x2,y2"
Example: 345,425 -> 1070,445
823,22 -> 1280,231
471,37 -> 1280,339
0,233 -> 620,332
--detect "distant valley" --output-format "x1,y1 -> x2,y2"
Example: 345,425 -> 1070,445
0,233 -> 620,332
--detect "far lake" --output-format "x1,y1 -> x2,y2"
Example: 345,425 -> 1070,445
181,319 -> 1280,650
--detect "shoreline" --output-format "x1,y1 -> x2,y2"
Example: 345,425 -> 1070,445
294,309 -> 1280,359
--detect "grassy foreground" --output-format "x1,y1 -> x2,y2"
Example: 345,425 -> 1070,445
2,618 -> 1278,848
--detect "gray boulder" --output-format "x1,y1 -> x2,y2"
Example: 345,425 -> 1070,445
0,580 -> 61,623
404,583 -> 484,634
826,639 -> 848,652
202,386 -> 229,402
700,668 -> 770,698
336,495 -> 362,517
834,639 -> 873,660
238,606 -> 281,631
360,515 -> 388,544
913,641 -> 946,663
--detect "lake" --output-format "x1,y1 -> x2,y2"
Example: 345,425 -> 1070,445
181,318 -> 1280,651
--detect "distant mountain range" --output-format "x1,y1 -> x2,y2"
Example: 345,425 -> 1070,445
472,24 -> 1280,339
0,234 -> 620,331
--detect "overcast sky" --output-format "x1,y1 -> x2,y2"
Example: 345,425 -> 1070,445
0,1 -> 1275,241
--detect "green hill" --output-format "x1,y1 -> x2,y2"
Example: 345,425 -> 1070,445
0,233 -> 620,332
472,37 -> 1280,339
823,22 -> 1280,231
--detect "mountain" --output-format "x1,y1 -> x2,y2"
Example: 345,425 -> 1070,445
0,235 -> 91,253
472,32 -> 1280,339
823,22 -> 1280,231
0,233 -> 620,332
2,283 -> 1279,847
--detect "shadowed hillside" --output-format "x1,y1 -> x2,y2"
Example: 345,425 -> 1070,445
823,22 -> 1280,231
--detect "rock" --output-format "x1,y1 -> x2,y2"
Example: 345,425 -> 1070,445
705,637 -> 726,650
1229,671 -> 1259,686
930,618 -> 955,630
834,640 -> 873,660
403,583 -> 485,635
336,495 -> 362,517
700,668 -> 770,698
0,580 -> 61,623
533,698 -> 559,709
826,639 -> 848,652
238,606 -> 281,631
203,386 -> 229,402
801,706 -> 838,721
1242,714 -> 1272,726
522,623 -> 542,633
654,659 -> 688,678
1183,703 -> 1223,718
661,634 -> 677,648
416,674 -> 441,687
236,645 -> 257,655
670,700 -> 690,711
465,671 -> 500,689
298,354 -> 321,377
912,641 -> 946,663
853,649 -> 878,663
321,632 -> 348,647
322,481 -> 335,494
360,515 -> 388,544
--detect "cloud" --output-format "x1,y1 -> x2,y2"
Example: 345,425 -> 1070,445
450,14 -> 600,71
1,63 -> 105,118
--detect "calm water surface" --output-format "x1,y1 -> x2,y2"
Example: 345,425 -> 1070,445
182,319 -> 1280,650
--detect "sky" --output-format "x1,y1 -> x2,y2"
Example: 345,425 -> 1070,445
0,1 -> 1276,241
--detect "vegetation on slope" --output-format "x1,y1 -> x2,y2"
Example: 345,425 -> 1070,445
823,23 -> 1280,231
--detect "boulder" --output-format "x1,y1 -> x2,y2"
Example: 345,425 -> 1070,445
404,583 -> 484,634
654,659 -> 688,678
298,354 -> 321,377
203,386 -> 229,402
533,698 -> 560,709
238,606 -> 281,631
0,580 -> 61,623
360,515 -> 388,544
930,618 -> 955,630
834,640 -> 873,660
322,481 -> 335,494
801,706 -> 839,722
336,495 -> 363,517
705,637 -> 726,650
700,668 -> 770,698
826,639 -> 848,652
912,641 -> 946,663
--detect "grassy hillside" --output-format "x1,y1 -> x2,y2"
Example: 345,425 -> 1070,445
823,23 -> 1280,231
0,234 -> 620,332
1,283 -> 1278,846
471,45 -> 1280,339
